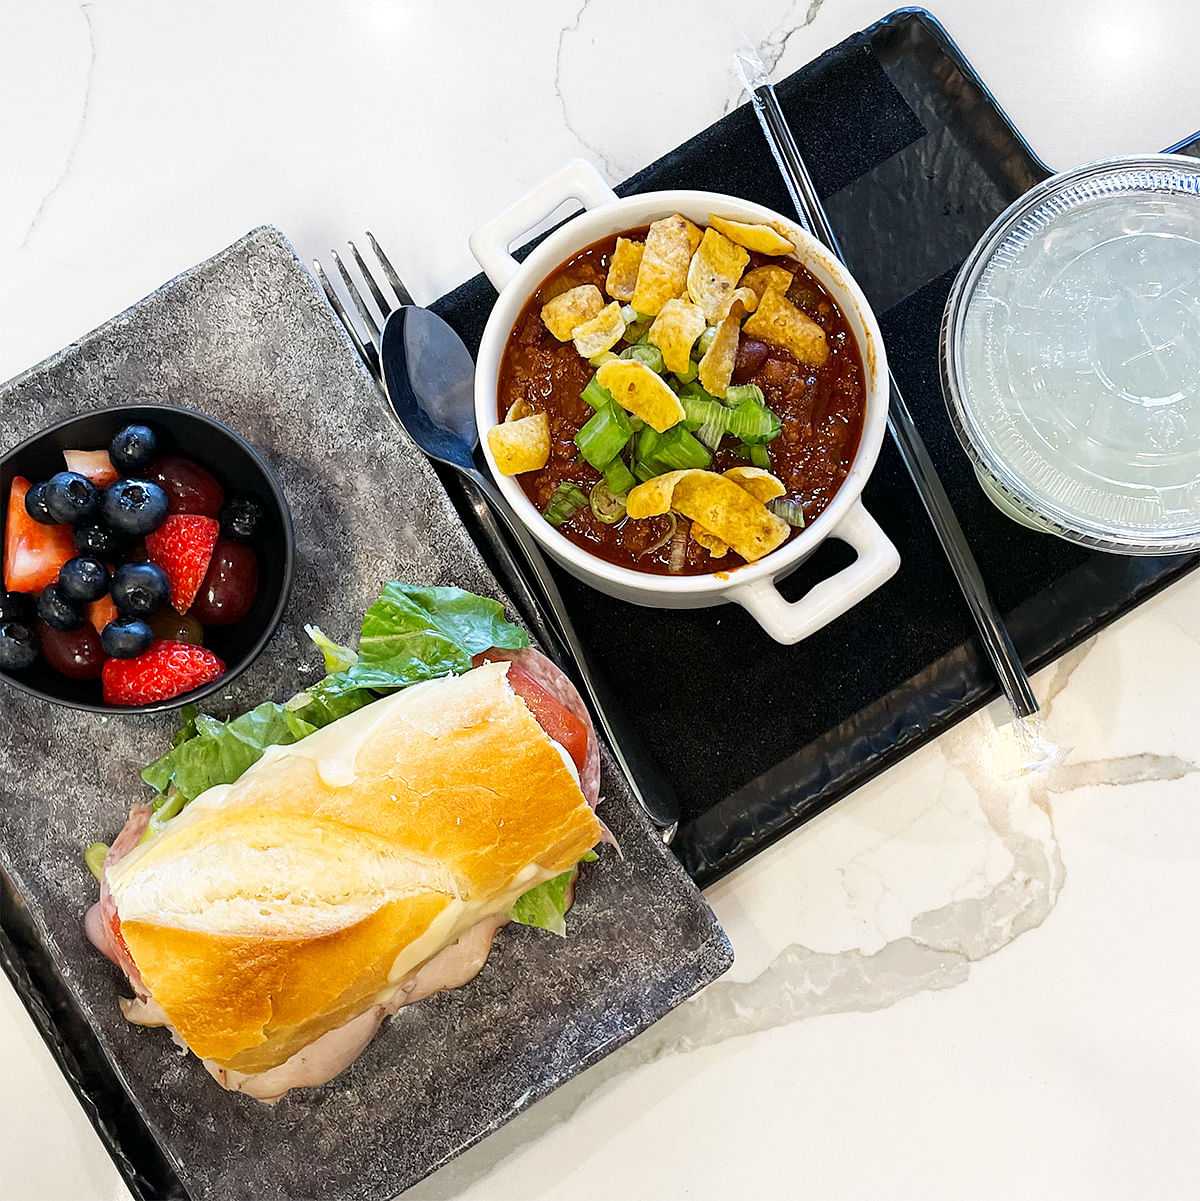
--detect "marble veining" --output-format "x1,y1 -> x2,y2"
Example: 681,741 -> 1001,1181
553,0 -> 827,181
20,2 -> 96,250
4,2 -> 1200,1200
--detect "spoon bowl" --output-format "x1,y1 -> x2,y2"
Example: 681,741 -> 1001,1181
381,307 -> 478,472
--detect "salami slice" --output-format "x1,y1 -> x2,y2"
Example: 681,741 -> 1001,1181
86,803 -> 151,993
473,647 -> 601,808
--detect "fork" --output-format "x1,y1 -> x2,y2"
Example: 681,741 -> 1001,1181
314,234 -> 681,838
313,234 -> 571,666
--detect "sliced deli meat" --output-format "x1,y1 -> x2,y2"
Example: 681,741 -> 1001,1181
473,646 -> 601,807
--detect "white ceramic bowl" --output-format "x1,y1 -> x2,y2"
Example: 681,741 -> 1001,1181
470,159 -> 899,644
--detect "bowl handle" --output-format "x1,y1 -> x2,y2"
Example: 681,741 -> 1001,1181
730,501 -> 900,645
469,159 -> 618,291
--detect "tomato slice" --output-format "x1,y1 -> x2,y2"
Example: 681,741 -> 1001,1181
474,651 -> 589,773
108,909 -> 131,963
4,476 -> 76,594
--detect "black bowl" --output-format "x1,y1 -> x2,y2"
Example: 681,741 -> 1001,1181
0,404 -> 294,713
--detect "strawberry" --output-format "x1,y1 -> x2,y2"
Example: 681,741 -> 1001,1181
86,593 -> 118,633
145,514 -> 218,613
4,476 -> 76,593
63,449 -> 119,488
102,640 -> 225,706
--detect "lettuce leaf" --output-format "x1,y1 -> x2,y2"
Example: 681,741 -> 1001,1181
139,582 -> 528,813
285,675 -> 375,727
511,851 -> 597,937
142,701 -> 318,802
353,582 -> 527,685
304,624 -> 358,672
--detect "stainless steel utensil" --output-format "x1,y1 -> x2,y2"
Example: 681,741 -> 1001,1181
314,235 -> 681,836
734,48 -> 1039,720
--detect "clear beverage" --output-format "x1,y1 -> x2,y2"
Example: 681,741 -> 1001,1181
945,158 -> 1200,553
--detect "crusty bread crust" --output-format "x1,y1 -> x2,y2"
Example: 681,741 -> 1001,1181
108,663 -> 601,1073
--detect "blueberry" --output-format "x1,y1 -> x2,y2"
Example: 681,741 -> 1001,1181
219,494 -> 265,541
43,471 -> 99,524
73,522 -> 124,558
0,591 -> 30,623
100,478 -> 168,537
110,424 -> 158,473
24,481 -> 57,525
0,622 -> 37,671
35,584 -> 81,631
100,617 -> 153,659
57,557 -> 110,604
111,562 -> 169,616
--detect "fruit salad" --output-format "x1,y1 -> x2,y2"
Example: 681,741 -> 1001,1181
0,422 -> 265,706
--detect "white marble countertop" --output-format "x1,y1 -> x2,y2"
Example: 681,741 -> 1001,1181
3,1 -> 1200,1198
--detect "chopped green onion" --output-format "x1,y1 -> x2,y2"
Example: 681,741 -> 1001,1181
603,456 -> 637,494
575,402 -> 633,470
678,379 -> 719,403
672,359 -> 699,385
542,482 -> 589,527
589,480 -> 628,524
680,393 -> 729,450
748,443 -> 771,469
84,842 -> 109,881
697,410 -> 728,451
636,425 -> 661,465
726,399 -> 781,444
623,316 -> 653,343
725,383 -> 766,407
632,427 -> 661,481
589,349 -> 619,368
581,374 -> 615,410
768,497 -> 806,527
620,304 -> 639,324
620,343 -> 665,373
646,426 -> 711,471
695,326 -> 718,358
680,392 -> 716,428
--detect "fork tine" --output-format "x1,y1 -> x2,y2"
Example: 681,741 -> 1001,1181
331,249 -> 381,347
366,231 -> 415,308
349,239 -> 392,321
315,259 -> 380,379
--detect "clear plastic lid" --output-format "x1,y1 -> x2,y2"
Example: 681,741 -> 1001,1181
942,155 -> 1200,554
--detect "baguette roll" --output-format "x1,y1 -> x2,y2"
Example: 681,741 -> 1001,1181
106,661 -> 602,1077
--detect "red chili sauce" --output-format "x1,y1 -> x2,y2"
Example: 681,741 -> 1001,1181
496,227 -> 866,575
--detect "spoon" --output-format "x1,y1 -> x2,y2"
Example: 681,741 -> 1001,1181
380,305 -> 681,836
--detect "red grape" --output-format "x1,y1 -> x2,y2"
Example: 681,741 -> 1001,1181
149,609 -> 204,645
148,455 -> 225,517
38,620 -> 105,680
190,540 -> 258,625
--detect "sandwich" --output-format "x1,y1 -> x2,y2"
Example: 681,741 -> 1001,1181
85,583 -> 605,1102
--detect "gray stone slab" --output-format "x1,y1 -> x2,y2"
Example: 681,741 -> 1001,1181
0,226 -> 732,1201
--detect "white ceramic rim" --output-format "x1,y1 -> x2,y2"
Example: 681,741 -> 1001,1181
470,161 -> 895,617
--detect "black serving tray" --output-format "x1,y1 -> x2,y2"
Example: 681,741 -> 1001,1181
432,7 -> 1200,886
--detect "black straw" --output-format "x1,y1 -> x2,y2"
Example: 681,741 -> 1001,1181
743,68 -> 1038,719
